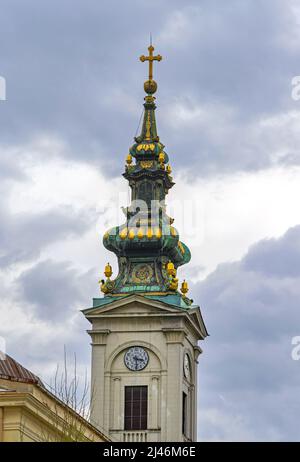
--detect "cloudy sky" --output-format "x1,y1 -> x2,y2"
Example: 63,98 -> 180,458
1,0 -> 300,441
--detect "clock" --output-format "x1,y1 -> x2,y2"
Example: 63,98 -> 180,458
124,347 -> 149,371
183,354 -> 191,381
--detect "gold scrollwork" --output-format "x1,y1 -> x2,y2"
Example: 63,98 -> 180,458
140,160 -> 153,169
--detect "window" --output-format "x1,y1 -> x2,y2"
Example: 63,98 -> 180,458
124,386 -> 148,430
182,392 -> 187,436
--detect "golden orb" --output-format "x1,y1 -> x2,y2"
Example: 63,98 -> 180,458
144,79 -> 157,94
126,154 -> 132,165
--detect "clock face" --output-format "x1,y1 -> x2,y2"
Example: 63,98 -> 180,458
124,347 -> 149,371
184,354 -> 191,381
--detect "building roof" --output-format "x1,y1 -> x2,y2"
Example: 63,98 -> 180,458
91,291 -> 196,310
0,352 -> 43,386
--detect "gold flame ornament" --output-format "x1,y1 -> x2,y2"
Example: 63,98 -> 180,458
181,280 -> 189,295
104,263 -> 113,279
126,154 -> 132,165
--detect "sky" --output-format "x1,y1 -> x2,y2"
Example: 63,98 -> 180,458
0,0 -> 300,441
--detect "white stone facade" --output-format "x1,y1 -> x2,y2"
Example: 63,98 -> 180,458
83,295 -> 207,442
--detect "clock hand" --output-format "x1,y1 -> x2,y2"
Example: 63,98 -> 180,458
133,355 -> 139,368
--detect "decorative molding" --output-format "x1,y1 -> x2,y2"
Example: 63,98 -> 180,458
162,328 -> 185,345
87,329 -> 111,345
193,345 -> 203,362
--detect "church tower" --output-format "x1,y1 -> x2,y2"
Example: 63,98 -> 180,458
83,44 -> 208,442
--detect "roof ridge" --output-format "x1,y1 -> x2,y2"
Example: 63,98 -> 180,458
0,351 -> 43,386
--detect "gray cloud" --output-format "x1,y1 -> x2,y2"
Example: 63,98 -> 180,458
196,225 -> 300,441
0,204 -> 92,267
17,259 -> 97,322
242,225 -> 300,277
0,0 -> 299,176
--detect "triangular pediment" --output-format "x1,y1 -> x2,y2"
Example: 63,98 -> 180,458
82,294 -> 208,340
188,307 -> 209,339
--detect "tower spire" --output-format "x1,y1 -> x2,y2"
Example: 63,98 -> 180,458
137,43 -> 162,143
101,44 -> 192,305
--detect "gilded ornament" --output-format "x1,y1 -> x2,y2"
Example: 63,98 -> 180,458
137,228 -> 144,239
119,228 -> 128,239
104,263 -> 112,279
155,227 -> 162,239
139,45 -> 162,90
166,261 -> 176,276
158,152 -> 165,163
147,228 -> 153,239
145,112 -> 151,140
132,263 -> 154,284
140,160 -> 153,169
168,275 -> 179,291
181,280 -> 189,295
128,229 -> 135,239
170,226 -> 177,237
144,79 -> 157,95
99,280 -> 109,294
178,241 -> 185,254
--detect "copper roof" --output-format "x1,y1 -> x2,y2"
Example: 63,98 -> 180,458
0,352 -> 43,386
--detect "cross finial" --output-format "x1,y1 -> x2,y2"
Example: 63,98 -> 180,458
140,44 -> 162,81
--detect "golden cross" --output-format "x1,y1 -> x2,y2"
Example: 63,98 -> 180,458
140,45 -> 162,81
